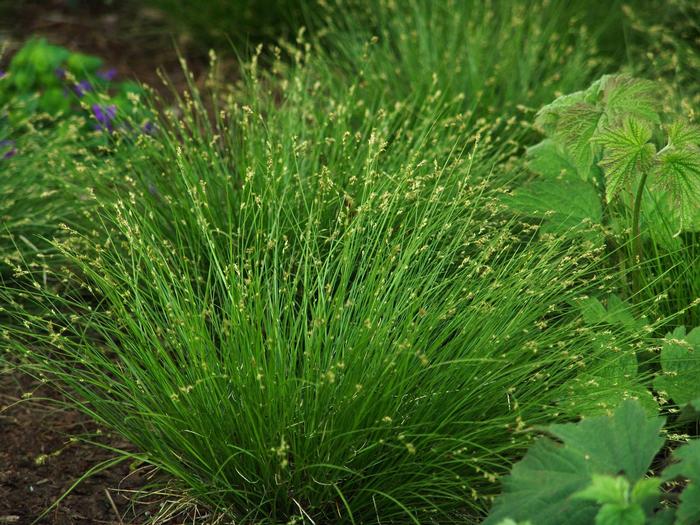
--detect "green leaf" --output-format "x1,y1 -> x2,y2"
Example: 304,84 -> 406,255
484,401 -> 665,525
577,295 -> 646,333
664,440 -> 700,524
667,121 -> 700,149
630,477 -> 661,505
503,171 -> 602,243
647,509 -> 677,525
526,139 -> 582,180
595,503 -> 646,525
66,52 -> 103,74
599,75 -> 661,125
546,401 -> 664,482
534,87 -> 592,135
574,474 -> 630,505
595,118 -> 657,202
652,147 -> 700,232
555,102 -> 603,179
654,326 -> 700,408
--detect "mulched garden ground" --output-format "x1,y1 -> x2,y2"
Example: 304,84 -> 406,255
1,2 -> 213,523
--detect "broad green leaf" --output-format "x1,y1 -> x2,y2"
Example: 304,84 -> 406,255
654,326 -> 700,408
534,88 -> 591,135
577,294 -> 646,333
546,401 -> 664,482
566,296 -> 656,416
594,503 -> 646,525
526,139 -> 581,180
600,75 -> 662,125
653,147 -> 700,232
503,172 -> 602,244
664,440 -> 700,524
574,474 -> 630,505
667,121 -> 700,149
555,102 -> 603,179
647,509 -> 677,525
630,477 -> 661,507
595,118 -> 657,202
484,401 -> 665,525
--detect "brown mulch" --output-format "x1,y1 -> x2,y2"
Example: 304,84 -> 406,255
0,370 -> 171,525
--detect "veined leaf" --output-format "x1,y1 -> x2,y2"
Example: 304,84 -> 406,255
663,440 -> 700,524
526,139 -> 581,180
667,121 -> 700,149
595,118 -> 657,202
555,102 -> 603,179
574,474 -> 630,506
484,401 -> 665,525
503,172 -> 602,243
600,75 -> 661,125
653,147 -> 700,231
654,326 -> 700,408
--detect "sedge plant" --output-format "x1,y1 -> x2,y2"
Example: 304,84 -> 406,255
3,44 -> 657,523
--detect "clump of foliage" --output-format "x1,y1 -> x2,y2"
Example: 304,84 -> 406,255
0,37 -> 149,136
0,39 -> 147,330
503,74 -> 700,323
3,43 -> 651,523
486,400 -> 700,525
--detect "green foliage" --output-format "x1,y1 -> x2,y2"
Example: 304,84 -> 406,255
654,326 -> 700,409
504,73 -> 700,327
2,41 -> 646,523
0,37 -> 148,132
486,400 -> 700,525
485,401 -> 665,525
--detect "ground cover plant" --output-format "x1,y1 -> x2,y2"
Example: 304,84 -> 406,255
486,400 -> 700,525
2,1 -> 700,524
4,42 -> 658,524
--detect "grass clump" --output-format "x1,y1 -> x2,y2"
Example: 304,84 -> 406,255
4,45 -> 653,523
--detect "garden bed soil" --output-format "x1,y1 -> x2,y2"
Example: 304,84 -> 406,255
0,3 -> 212,523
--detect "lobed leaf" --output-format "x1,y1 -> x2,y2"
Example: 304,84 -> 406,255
485,401 -> 665,524
654,326 -> 700,408
595,118 -> 656,202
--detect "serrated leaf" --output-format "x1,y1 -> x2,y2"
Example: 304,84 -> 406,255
653,147 -> 700,232
630,477 -> 661,506
577,294 -> 646,333
526,139 -> 581,180
595,118 -> 657,202
574,474 -> 630,505
654,326 -> 700,408
546,401 -> 664,482
503,172 -> 602,243
663,440 -> 700,524
484,401 -> 665,525
556,102 -> 603,179
600,75 -> 662,125
534,88 -> 590,135
595,503 -> 646,525
667,121 -> 700,149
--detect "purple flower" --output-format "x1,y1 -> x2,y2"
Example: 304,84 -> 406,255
142,121 -> 156,135
0,140 -> 17,159
74,80 -> 92,97
92,104 -> 117,131
0,70 -> 6,79
97,68 -> 117,81
55,67 -> 66,80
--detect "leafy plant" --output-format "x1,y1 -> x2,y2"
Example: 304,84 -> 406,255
655,326 -> 700,410
504,74 -> 700,306
0,37 -> 149,136
486,400 -> 700,525
2,43 -> 646,523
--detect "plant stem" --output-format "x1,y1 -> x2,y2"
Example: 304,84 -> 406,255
631,168 -> 650,292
